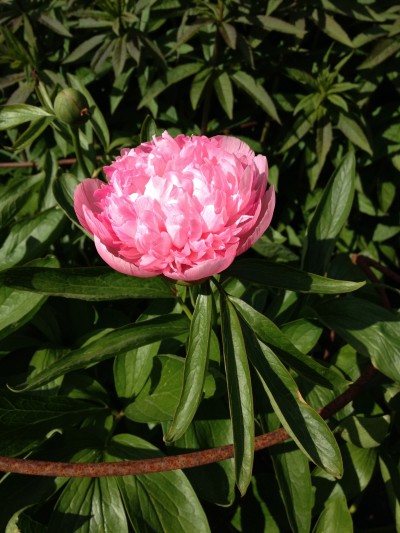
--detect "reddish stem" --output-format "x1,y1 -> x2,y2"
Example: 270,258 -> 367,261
0,363 -> 377,478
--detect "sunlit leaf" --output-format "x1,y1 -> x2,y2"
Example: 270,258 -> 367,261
166,282 -> 212,441
220,296 -> 254,495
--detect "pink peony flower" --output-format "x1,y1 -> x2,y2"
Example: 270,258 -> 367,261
74,131 -> 275,282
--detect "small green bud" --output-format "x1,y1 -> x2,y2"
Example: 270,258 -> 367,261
54,88 -> 90,126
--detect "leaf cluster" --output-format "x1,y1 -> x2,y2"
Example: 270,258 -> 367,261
0,0 -> 399,531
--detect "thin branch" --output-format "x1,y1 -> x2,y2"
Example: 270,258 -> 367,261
0,363 -> 377,478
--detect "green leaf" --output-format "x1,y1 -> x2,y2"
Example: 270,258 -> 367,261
0,172 -> 43,229
219,22 -> 237,49
315,297 -> 400,383
257,15 -> 306,37
114,305 -> 163,400
0,257 -> 57,341
12,117 -> 55,152
316,119 -> 332,170
63,34 -> 106,64
0,266 -> 174,300
166,283 -> 212,441
230,296 -> 341,388
245,330 -> 342,477
107,434 -> 211,533
138,63 -> 203,109
0,286 -> 44,342
112,35 -> 128,77
124,355 -> 184,423
226,259 -> 365,294
48,476 -> 128,533
337,113 -> 373,155
38,13 -> 72,37
0,208 -> 65,272
380,447 -> 400,531
0,104 -> 54,130
312,488 -> 352,533
53,173 -> 82,227
140,114 -> 158,142
170,401 -> 235,506
231,71 -> 280,123
279,110 -> 318,152
67,73 -> 110,150
372,224 -> 400,243
190,67 -> 213,110
214,71 -> 234,119
339,414 -> 390,448
312,11 -> 353,48
281,319 -> 323,354
302,152 -> 356,274
13,315 -> 189,391
220,296 -> 254,495
270,445 -> 312,533
0,392 -> 106,427
358,38 -> 400,70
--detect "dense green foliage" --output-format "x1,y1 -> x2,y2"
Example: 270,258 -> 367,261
0,0 -> 399,531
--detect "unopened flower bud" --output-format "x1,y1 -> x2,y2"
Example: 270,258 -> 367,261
54,88 -> 90,126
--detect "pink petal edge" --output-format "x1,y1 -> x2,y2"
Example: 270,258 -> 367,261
74,179 -> 104,230
236,186 -> 276,256
94,237 -> 159,278
164,248 -> 238,282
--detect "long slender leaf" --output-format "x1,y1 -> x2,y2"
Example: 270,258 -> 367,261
13,314 -> 189,391
270,445 -> 312,533
0,208 -> 65,272
0,266 -> 174,300
315,297 -> 400,383
231,71 -> 280,123
166,282 -> 212,442
0,104 -> 54,130
220,296 -> 254,495
226,259 -> 365,294
302,152 -> 356,274
242,323 -> 342,477
230,296 -> 344,388
138,63 -> 203,109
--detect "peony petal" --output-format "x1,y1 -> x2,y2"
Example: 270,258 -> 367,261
74,179 -> 104,230
94,237 -> 159,278
165,246 -> 238,282
214,136 -> 255,159
236,186 -> 276,256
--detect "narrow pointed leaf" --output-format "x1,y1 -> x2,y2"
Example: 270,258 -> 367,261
231,71 -> 280,123
220,296 -> 254,495
230,296 -> 343,388
302,152 -> 356,274
0,172 -> 44,229
166,283 -> 212,442
315,297 -> 400,383
107,434 -> 211,533
241,321 -> 342,476
337,113 -> 372,155
53,172 -> 83,227
226,259 -> 365,294
0,266 -> 174,300
138,63 -> 203,109
124,355 -> 184,423
312,489 -> 352,533
12,117 -> 55,152
48,476 -> 128,533
271,446 -> 312,533
13,314 -> 189,391
214,72 -> 234,119
0,104 -> 54,130
0,208 -> 65,272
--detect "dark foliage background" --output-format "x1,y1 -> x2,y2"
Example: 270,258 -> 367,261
0,1 -> 399,531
